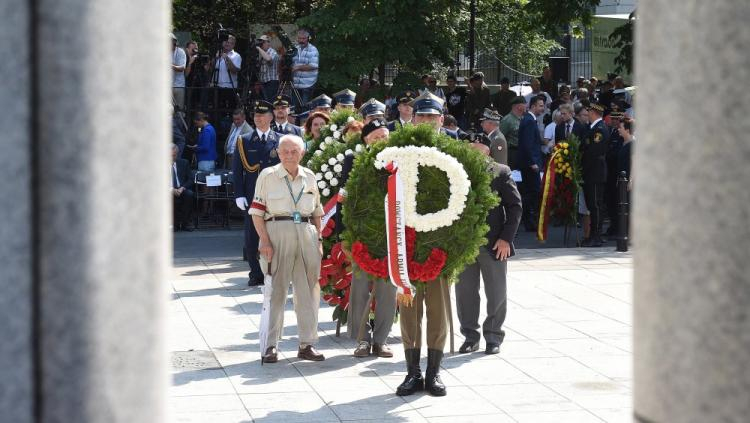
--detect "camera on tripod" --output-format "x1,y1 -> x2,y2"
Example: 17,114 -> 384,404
273,26 -> 297,82
460,131 -> 491,146
217,27 -> 234,43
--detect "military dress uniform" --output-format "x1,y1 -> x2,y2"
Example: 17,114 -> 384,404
479,108 -> 508,165
387,90 -> 416,132
233,101 -> 281,284
249,163 -> 324,359
397,91 -> 452,398
272,95 -> 303,136
581,104 -> 610,246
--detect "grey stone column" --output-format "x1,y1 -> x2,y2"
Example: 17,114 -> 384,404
0,0 -> 169,421
634,2 -> 750,423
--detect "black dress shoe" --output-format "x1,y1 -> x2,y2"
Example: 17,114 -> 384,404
458,341 -> 479,354
485,343 -> 500,354
247,275 -> 264,287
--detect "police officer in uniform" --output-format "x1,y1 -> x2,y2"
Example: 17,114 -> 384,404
333,89 -> 356,111
397,91 -> 452,398
272,95 -> 303,136
308,94 -> 332,115
233,100 -> 281,286
358,98 -> 387,125
581,103 -> 610,247
387,90 -> 417,132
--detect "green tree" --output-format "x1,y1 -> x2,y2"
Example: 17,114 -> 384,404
609,10 -> 635,75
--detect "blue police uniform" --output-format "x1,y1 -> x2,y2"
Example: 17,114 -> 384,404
387,90 -> 417,131
232,101 -> 281,282
272,94 -> 304,136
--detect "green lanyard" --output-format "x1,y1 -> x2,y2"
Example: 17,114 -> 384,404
284,176 -> 305,210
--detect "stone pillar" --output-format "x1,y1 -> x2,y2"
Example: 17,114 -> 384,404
634,2 -> 750,423
0,1 -> 33,421
0,0 -> 169,421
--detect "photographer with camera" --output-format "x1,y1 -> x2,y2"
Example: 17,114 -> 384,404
213,34 -> 242,109
256,35 -> 280,102
185,40 -> 210,112
292,29 -> 319,110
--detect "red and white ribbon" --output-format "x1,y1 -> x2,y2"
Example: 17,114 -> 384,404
320,192 -> 343,229
384,162 -> 415,300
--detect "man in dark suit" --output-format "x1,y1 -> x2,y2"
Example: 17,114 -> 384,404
233,100 -> 281,285
456,143 -> 522,355
272,95 -> 303,136
171,143 -> 194,232
554,103 -> 587,143
581,103 -> 610,247
517,95 -> 545,231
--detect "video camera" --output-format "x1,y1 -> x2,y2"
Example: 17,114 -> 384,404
460,130 -> 491,146
217,26 -> 234,43
272,26 -> 298,82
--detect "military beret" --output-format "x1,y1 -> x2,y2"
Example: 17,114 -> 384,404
409,92 -> 445,115
510,96 -> 527,106
479,108 -> 502,122
309,94 -> 332,109
333,89 -> 356,106
361,118 -> 388,139
359,98 -> 386,118
397,90 -> 417,104
273,94 -> 292,107
253,100 -> 273,114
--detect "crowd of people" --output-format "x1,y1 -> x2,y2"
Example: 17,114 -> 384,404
169,28 -> 635,397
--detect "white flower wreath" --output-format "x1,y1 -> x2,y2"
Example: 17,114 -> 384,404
374,146 -> 471,232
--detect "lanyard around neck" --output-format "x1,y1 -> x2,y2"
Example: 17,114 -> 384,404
284,176 -> 305,208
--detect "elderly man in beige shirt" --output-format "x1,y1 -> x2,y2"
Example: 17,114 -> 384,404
249,134 -> 325,363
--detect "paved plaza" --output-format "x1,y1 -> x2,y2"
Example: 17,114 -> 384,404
170,247 -> 633,422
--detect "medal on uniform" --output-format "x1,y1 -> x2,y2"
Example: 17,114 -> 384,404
292,211 -> 302,224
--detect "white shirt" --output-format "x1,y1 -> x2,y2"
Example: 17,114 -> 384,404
171,162 -> 180,188
256,128 -> 272,141
172,47 -> 186,88
226,123 -> 244,154
215,50 -> 242,88
543,122 -> 557,154
274,121 -> 288,133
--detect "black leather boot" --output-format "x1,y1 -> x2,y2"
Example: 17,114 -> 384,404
425,349 -> 446,396
396,349 -> 423,396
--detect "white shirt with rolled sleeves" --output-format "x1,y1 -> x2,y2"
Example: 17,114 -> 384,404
215,50 -> 242,88
249,164 -> 324,219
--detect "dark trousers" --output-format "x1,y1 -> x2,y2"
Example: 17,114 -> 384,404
244,214 -> 261,276
262,80 -> 280,102
456,248 -> 507,345
583,181 -> 604,240
293,86 -> 315,111
520,166 -> 541,228
173,190 -> 194,226
605,171 -> 618,233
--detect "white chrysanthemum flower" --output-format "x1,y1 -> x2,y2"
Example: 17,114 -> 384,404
330,124 -> 338,131
330,178 -> 339,186
320,142 -> 328,150
315,172 -> 323,180
345,149 -> 353,156
355,144 -> 364,152
347,116 -> 355,123
317,181 -> 326,189
322,188 -> 331,197
321,164 -> 329,172
325,136 -> 333,143
314,149 -> 323,156
324,171 -> 333,180
333,131 -> 341,139
328,157 -> 337,166
336,153 -> 345,161
333,164 -> 343,173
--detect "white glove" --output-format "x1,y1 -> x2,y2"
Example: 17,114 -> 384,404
235,197 -> 248,210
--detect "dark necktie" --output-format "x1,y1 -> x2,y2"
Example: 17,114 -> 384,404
566,123 -> 571,138
261,134 -> 266,143
172,163 -> 179,188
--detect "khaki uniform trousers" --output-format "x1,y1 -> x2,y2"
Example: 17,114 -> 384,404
399,281 -> 449,350
347,272 -> 397,344
261,220 -> 321,347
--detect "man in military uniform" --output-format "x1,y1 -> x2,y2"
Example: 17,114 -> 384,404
387,90 -> 417,131
396,92 -> 452,398
581,103 -> 610,247
479,108 -> 508,165
272,94 -> 303,136
250,135 -> 325,363
500,96 -> 526,169
456,143 -> 521,355
358,98 -> 386,125
233,100 -> 281,286
604,111 -> 625,238
309,94 -> 332,115
333,89 -> 356,111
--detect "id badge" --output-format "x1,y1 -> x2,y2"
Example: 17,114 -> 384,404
292,211 -> 302,224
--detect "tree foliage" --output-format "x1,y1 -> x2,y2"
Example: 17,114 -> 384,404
609,10 -> 635,75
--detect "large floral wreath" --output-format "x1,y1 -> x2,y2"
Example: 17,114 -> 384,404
342,124 -> 498,285
302,109 -> 361,165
